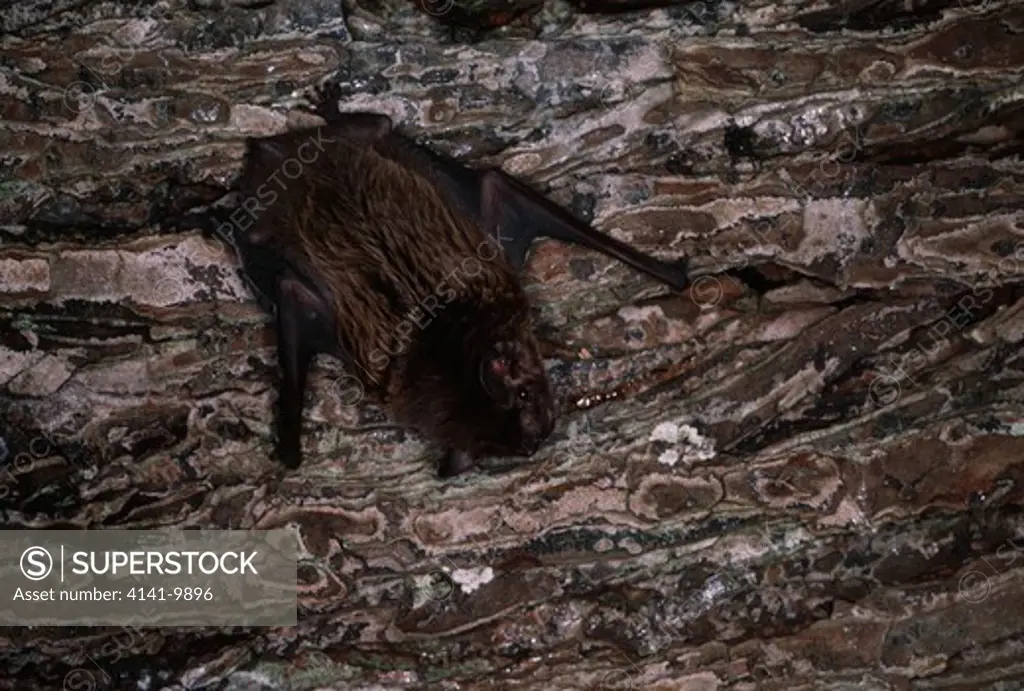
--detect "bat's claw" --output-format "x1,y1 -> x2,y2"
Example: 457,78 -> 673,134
304,80 -> 345,123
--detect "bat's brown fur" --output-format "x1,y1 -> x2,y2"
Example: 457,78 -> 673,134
236,125 -> 556,467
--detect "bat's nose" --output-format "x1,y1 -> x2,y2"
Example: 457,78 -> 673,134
521,417 -> 554,456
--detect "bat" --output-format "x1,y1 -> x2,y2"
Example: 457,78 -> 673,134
192,82 -> 689,477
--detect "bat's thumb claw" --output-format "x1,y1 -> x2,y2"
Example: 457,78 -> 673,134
663,257 -> 690,292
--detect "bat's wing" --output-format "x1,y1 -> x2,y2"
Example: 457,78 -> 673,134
370,133 -> 689,290
178,203 -> 338,469
272,273 -> 338,468
181,117 -> 387,468
479,170 -> 689,290
310,80 -> 688,289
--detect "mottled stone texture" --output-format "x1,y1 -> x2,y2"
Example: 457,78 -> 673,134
2,0 -> 1024,689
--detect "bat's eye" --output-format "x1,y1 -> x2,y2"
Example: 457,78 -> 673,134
517,389 -> 530,402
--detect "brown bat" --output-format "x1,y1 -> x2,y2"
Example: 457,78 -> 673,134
195,83 -> 689,478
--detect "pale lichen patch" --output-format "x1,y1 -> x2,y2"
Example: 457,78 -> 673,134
618,305 -> 666,322
0,258 -> 50,294
650,422 -> 679,443
0,348 -> 45,386
678,424 -> 717,463
658,449 -> 680,466
450,566 -> 494,595
7,354 -> 74,396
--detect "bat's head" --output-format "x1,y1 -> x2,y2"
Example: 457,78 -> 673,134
389,301 -> 556,475
476,338 -> 556,456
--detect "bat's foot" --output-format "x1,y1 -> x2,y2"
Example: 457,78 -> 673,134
438,449 -> 478,478
300,83 -> 394,137
304,80 -> 345,123
275,441 -> 303,470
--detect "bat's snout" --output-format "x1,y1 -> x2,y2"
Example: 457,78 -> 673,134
520,411 -> 555,456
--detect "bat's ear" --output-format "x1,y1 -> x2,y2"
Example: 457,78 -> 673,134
479,343 -> 517,407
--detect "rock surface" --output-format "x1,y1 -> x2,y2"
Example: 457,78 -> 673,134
1,0 -> 1024,689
